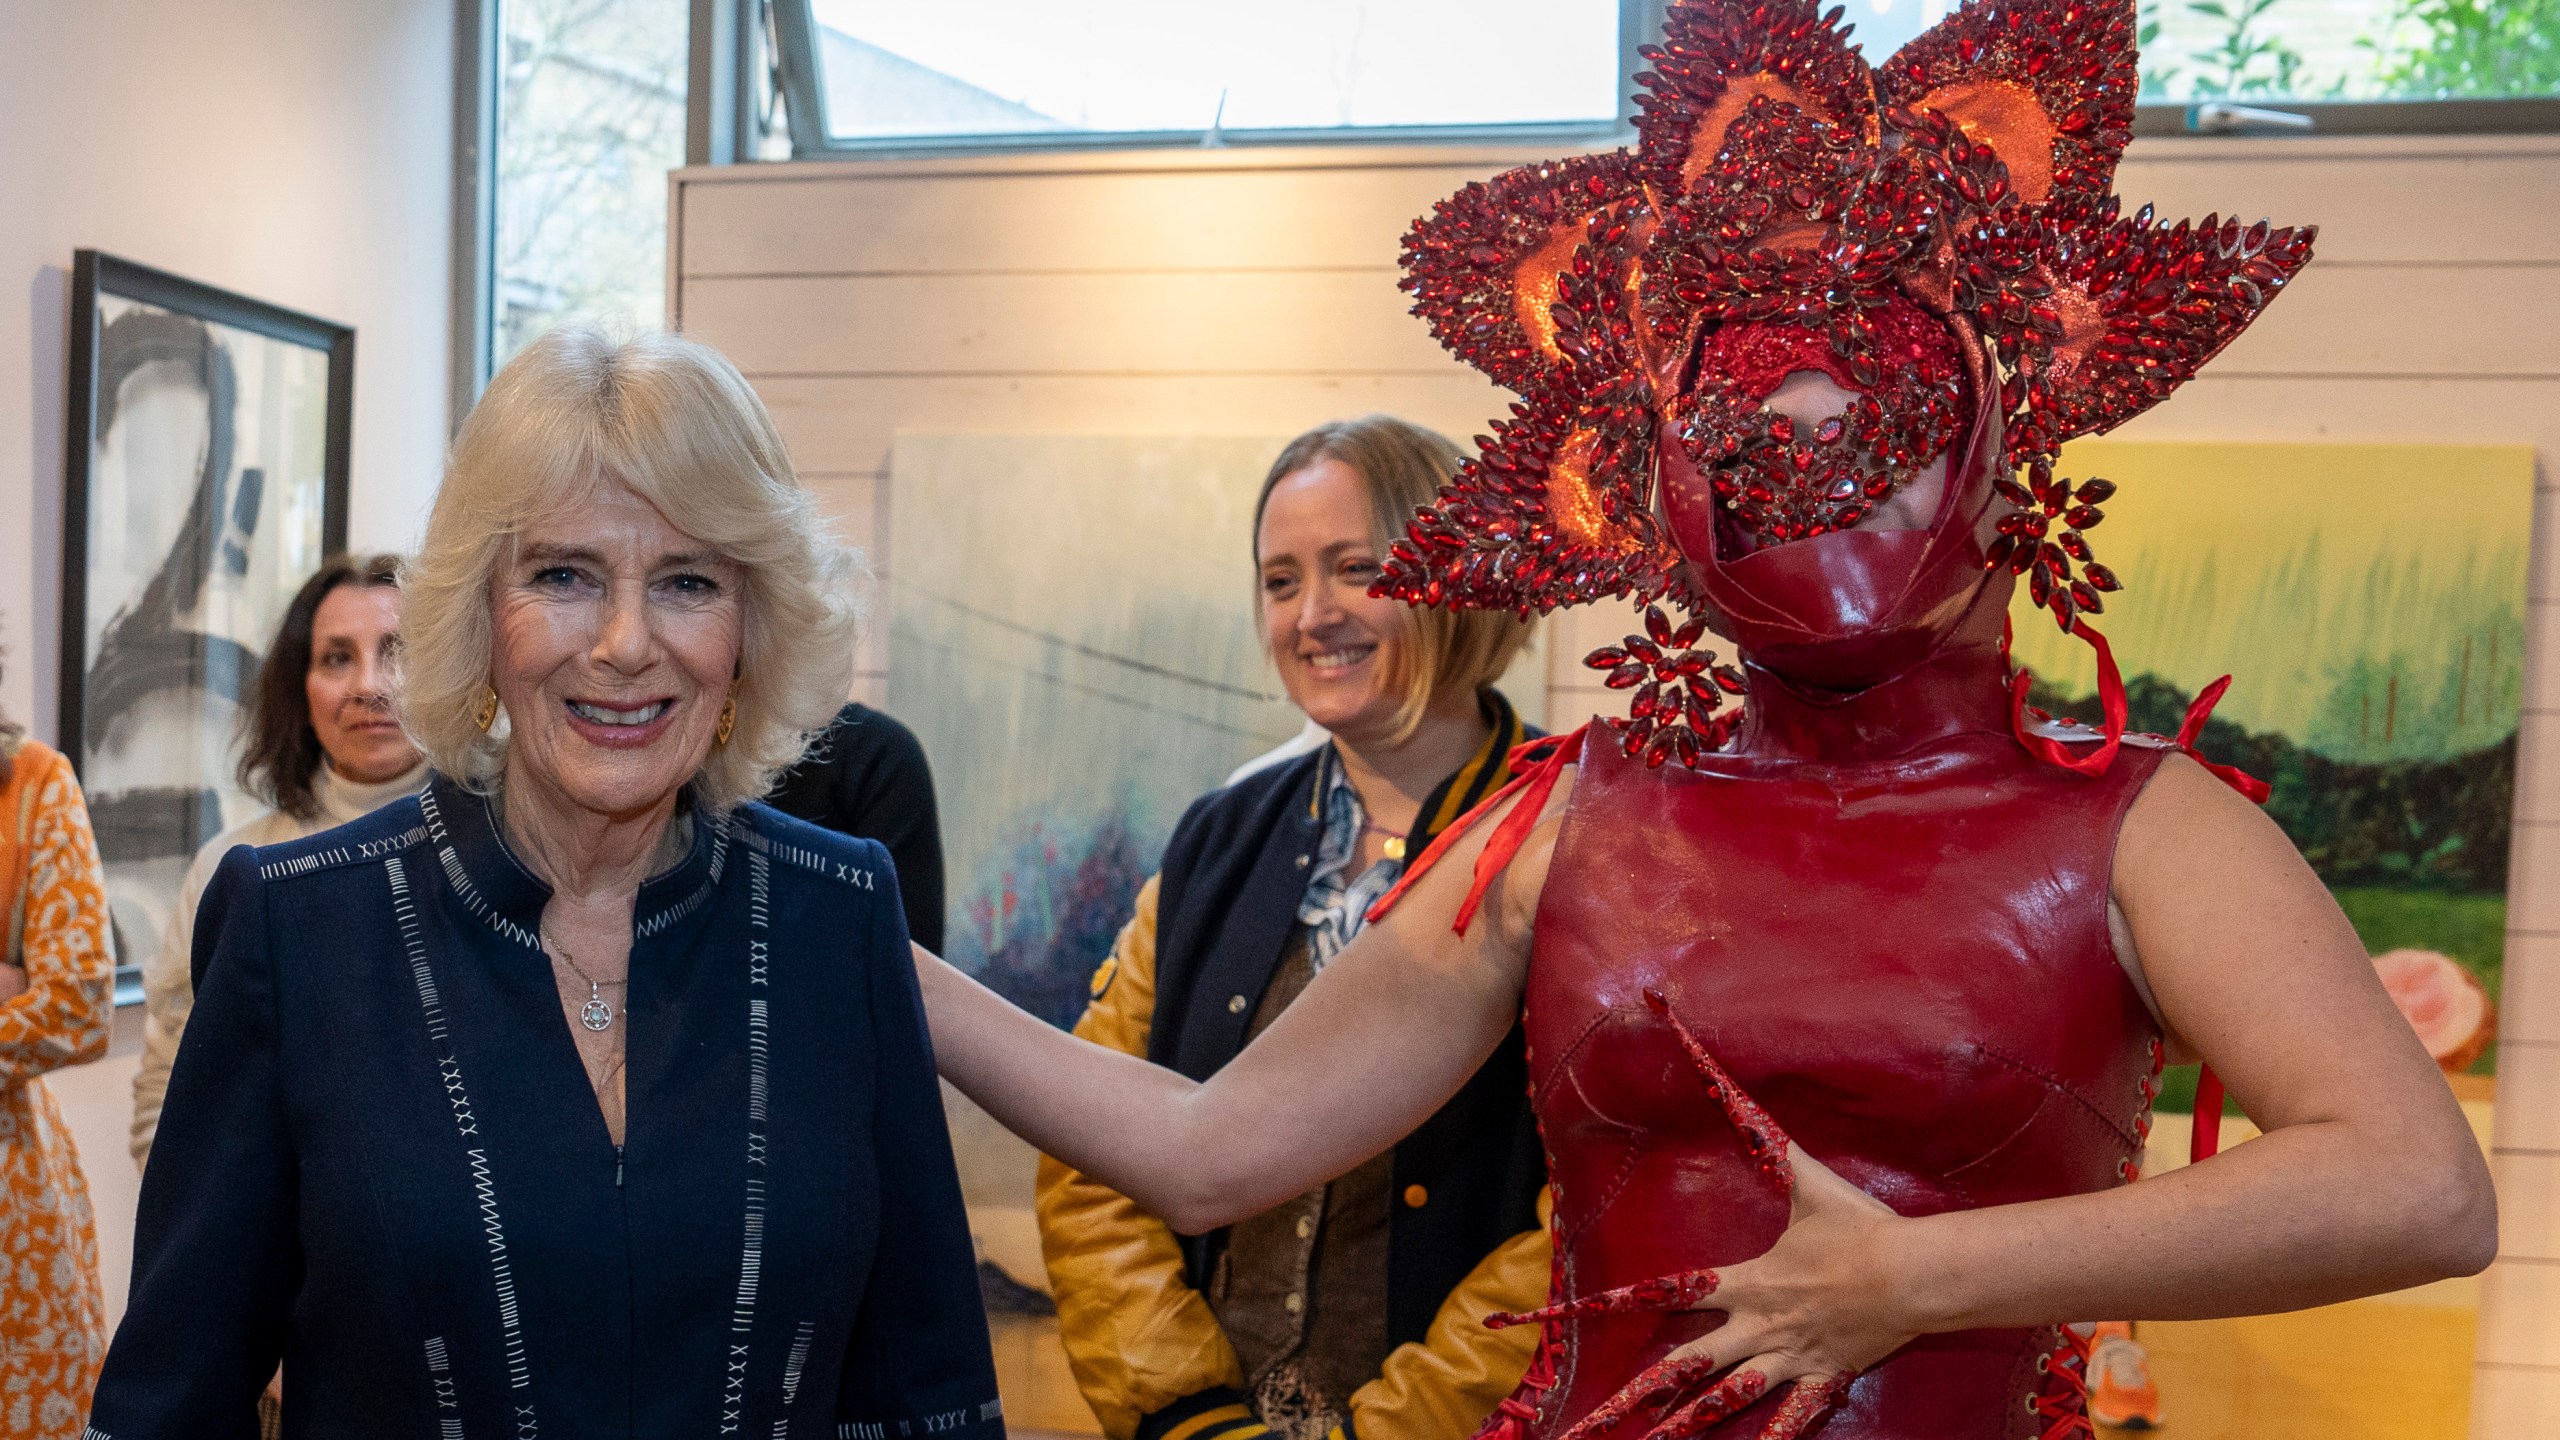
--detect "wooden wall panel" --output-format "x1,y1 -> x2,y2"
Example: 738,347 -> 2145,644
686,262 -> 2560,382
2104,140 -> 2560,266
678,153 -> 1519,278
671,136 -> 2560,280
685,268 -> 1447,377
762,373 -> 1512,478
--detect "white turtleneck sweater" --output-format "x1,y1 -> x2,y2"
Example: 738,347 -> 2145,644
131,759 -> 428,1167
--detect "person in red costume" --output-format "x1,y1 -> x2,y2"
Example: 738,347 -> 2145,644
909,3 -> 2499,1438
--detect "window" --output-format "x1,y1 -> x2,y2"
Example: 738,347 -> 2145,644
1840,0 -> 2555,104
2140,0 -> 2557,103
760,0 -> 2552,161
780,0 -> 1631,151
490,0 -> 690,371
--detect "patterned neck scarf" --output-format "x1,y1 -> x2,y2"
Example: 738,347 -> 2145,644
1293,746 -> 1402,974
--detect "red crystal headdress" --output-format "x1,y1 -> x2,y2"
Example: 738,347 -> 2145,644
1382,0 -> 2313,740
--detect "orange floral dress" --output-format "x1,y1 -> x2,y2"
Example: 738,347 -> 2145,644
0,739 -> 114,1437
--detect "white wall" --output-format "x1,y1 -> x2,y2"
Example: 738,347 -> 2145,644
672,133 -> 2560,1437
0,0 -> 458,1328
0,0 -> 457,741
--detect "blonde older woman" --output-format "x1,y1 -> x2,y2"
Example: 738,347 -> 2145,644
90,330 -> 1003,1440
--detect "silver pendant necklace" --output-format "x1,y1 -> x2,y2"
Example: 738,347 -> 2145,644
542,927 -> 625,1032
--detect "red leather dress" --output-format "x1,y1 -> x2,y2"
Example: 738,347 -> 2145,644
1481,402 -> 2177,1438
1521,634 -> 2171,1440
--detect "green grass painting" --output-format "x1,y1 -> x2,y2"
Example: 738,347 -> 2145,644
2010,441 -> 2534,1095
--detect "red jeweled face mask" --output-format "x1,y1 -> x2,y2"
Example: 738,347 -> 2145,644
1375,0 -> 2314,763
1678,301 -> 1968,550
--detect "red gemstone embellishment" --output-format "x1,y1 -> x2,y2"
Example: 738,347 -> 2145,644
1373,0 -> 2315,648
1585,605 -> 1743,767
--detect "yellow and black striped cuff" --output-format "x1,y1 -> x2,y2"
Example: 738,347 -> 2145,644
1138,1390 -> 1268,1440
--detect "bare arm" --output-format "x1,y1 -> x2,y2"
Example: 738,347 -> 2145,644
1891,752 -> 2496,1324
916,773 -> 1568,1234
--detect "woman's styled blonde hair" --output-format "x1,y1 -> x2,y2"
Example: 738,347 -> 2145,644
402,328 -> 863,812
1255,415 -> 1534,741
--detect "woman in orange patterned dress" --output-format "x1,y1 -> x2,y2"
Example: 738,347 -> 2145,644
0,672 -> 117,1438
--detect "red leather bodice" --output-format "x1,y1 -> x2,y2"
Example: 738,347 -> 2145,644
1519,637 -> 2169,1439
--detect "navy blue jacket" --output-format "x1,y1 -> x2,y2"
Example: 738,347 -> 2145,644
89,775 -> 1003,1440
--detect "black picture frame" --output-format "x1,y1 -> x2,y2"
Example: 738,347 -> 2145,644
60,250 -> 353,989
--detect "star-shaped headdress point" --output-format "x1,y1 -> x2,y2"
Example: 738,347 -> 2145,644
1383,0 -> 2314,643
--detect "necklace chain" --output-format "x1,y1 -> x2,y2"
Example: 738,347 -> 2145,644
541,927 -> 625,1033
1358,818 -> 1410,861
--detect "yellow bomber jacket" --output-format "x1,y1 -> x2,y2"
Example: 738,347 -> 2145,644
1035,873 -> 1552,1440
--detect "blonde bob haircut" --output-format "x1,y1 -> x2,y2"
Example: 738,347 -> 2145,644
1255,415 -> 1534,742
402,327 -> 863,812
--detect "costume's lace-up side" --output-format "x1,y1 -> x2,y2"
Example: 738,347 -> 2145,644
2026,1326 -> 2097,1440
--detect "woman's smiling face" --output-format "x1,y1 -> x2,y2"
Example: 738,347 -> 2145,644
1256,456 -> 1415,745
488,481 -> 744,821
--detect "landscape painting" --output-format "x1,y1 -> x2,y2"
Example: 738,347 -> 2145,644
888,433 -> 1320,1429
2006,440 -> 2533,1095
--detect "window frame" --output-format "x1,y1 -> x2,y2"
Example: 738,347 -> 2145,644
762,0 -> 1660,160
753,0 -> 2560,161
451,0 -> 499,428
2131,96 -> 2560,136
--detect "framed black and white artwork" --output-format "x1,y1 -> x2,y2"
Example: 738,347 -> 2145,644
60,250 -> 352,988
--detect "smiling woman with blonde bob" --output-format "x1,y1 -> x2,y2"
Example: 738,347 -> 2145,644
90,328 -> 1005,1440
1034,416 -> 1553,1440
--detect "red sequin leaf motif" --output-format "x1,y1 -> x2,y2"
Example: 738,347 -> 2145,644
1586,606 -> 1745,769
1401,151 -> 1648,394
1753,1375 -> 1856,1440
1631,0 -> 1875,204
1648,98 -> 1888,318
1873,0 -> 2140,209
1544,1357 -> 1845,1440
1652,1370 -> 1776,1440
1987,460 -> 2118,630
2003,205 -> 2316,465
1545,1353 -> 1754,1440
1389,0 -> 2314,624
1377,384 -> 1681,616
1489,1267 -> 1724,1331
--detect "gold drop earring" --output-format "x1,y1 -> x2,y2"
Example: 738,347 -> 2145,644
475,686 -> 500,733
715,692 -> 738,747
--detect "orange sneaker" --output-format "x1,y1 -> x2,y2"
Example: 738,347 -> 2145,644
2085,1323 -> 2162,1430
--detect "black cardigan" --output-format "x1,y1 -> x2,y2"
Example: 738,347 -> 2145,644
766,702 -> 946,953
1147,701 -> 1546,1349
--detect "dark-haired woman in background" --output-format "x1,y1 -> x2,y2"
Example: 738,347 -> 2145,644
131,554 -> 424,1167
